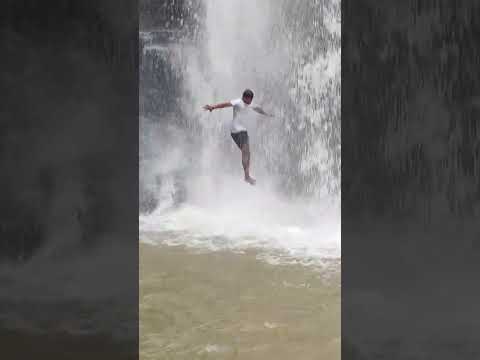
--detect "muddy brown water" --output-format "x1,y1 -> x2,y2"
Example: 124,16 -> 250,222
140,242 -> 340,359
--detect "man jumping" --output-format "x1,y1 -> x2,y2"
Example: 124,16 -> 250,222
203,89 -> 272,185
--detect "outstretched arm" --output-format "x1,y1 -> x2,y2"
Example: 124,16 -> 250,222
252,106 -> 274,117
203,102 -> 232,112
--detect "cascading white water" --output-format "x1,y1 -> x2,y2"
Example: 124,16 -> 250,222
140,0 -> 341,267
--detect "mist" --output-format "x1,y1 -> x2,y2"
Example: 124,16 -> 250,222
140,0 -> 341,266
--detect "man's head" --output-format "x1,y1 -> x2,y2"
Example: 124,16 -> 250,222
242,89 -> 254,104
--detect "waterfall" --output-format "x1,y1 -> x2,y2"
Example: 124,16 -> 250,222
140,0 -> 341,265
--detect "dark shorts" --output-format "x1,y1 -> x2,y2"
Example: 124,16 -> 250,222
231,131 -> 249,149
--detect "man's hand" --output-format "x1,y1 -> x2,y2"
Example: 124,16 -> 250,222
203,102 -> 232,112
253,106 -> 274,117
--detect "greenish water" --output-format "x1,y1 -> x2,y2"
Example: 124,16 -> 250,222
140,243 -> 340,360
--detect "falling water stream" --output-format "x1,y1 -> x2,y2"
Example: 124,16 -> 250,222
140,0 -> 341,267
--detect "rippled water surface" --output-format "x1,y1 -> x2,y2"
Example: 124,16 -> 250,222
140,243 -> 340,359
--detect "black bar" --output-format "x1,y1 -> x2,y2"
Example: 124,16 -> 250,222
343,1 -> 480,358
0,1 -> 139,358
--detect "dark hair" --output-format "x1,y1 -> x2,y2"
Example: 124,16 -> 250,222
242,89 -> 254,99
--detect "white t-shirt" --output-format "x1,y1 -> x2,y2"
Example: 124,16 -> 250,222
230,98 -> 255,133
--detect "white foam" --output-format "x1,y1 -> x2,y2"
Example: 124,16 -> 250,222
201,344 -> 231,354
140,177 -> 340,267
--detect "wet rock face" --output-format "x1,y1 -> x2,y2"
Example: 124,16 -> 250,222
139,35 -> 184,118
139,0 -> 202,34
138,1 -> 199,215
139,188 -> 159,214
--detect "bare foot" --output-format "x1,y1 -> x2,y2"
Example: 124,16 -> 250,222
245,176 -> 256,185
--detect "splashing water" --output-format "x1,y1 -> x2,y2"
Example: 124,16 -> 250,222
140,0 -> 341,267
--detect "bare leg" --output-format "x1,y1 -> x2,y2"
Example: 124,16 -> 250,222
241,143 -> 255,185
